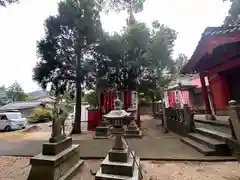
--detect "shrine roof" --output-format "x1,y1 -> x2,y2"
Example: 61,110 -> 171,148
181,25 -> 240,73
202,26 -> 240,37
165,75 -> 198,91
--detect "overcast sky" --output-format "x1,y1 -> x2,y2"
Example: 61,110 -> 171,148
0,0 -> 230,92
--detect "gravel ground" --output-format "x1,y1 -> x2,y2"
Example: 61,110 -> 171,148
0,156 -> 239,180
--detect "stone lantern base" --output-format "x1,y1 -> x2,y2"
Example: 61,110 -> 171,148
125,120 -> 142,139
94,120 -> 111,139
95,145 -> 140,180
27,137 -> 84,180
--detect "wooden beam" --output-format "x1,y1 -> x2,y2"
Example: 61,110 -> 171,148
204,59 -> 240,76
182,32 -> 240,73
200,73 -> 212,115
196,44 -> 240,73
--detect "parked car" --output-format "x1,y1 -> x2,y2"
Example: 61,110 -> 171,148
0,112 -> 26,131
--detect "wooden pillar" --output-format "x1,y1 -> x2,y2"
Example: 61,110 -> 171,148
200,73 -> 212,114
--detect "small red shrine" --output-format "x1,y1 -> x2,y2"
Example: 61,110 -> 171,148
164,74 -> 208,111
88,89 -> 140,130
182,26 -> 240,115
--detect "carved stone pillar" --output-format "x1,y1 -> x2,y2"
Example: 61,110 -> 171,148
183,104 -> 195,133
162,102 -> 168,133
228,100 -> 240,143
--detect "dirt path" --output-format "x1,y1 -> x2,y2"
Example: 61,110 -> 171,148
141,115 -> 177,139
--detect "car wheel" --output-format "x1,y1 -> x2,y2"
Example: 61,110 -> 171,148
4,125 -> 11,132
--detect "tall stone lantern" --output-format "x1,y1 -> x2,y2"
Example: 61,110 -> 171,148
95,98 -> 141,180
104,98 -> 130,150
125,107 -> 142,138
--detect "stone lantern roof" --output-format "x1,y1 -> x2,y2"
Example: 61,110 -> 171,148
103,109 -> 130,120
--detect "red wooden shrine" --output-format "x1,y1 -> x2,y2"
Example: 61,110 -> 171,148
87,89 -> 138,130
182,26 -> 240,115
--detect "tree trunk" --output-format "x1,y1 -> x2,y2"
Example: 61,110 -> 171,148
72,55 -> 82,134
151,92 -> 155,117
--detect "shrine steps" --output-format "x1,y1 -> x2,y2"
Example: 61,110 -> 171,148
181,127 -> 232,156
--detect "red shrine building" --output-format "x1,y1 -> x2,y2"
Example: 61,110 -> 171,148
182,26 -> 240,116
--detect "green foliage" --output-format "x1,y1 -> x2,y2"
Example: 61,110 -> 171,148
223,0 -> 240,25
33,0 -> 105,133
0,82 -> 31,105
138,21 -> 178,102
84,90 -> 98,108
0,86 -> 9,106
33,0 -> 103,92
174,53 -> 188,75
6,81 -> 26,102
23,93 -> 33,101
98,0 -> 146,13
0,0 -> 18,7
33,0 -> 178,132
28,108 -> 52,123
92,21 -> 151,92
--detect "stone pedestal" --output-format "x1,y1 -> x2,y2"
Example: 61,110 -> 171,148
228,100 -> 240,143
125,120 -> 142,138
94,119 -> 111,139
95,136 -> 140,180
27,137 -> 84,180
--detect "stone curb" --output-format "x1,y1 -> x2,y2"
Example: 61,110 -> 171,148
4,154 -> 238,162
194,119 -> 230,127
20,125 -> 38,132
79,156 -> 237,162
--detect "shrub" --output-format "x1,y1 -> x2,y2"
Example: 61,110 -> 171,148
28,108 -> 52,123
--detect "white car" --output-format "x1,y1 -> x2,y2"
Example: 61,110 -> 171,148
0,112 -> 27,131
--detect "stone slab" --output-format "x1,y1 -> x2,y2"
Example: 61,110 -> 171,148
30,144 -> 80,167
42,137 -> 72,155
101,152 -> 135,176
96,126 -> 110,130
94,135 -> 112,139
108,148 -> 129,162
59,159 -> 84,180
127,126 -> 138,130
95,156 -> 140,180
125,132 -> 142,139
28,144 -> 84,180
125,130 -> 141,135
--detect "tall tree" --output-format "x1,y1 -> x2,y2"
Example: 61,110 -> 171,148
174,53 -> 188,74
0,85 -> 9,106
98,0 -> 146,13
93,19 -> 150,100
7,81 -> 26,102
33,0 -> 103,134
223,0 -> 240,25
139,21 -> 177,104
0,0 -> 18,7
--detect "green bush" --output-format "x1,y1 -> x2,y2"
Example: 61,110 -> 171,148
28,108 -> 52,123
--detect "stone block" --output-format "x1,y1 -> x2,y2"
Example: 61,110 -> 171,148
28,144 -> 84,180
94,126 -> 111,139
127,126 -> 138,130
125,127 -> 142,138
108,148 -> 129,162
101,153 -> 135,177
125,129 -> 140,135
42,137 -> 72,155
125,133 -> 142,139
95,156 -> 140,180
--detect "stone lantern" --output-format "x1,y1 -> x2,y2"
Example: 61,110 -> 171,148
104,98 -> 130,150
95,98 -> 141,180
125,107 -> 142,138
